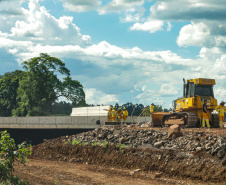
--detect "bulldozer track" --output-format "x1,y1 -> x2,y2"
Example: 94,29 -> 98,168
212,114 -> 219,128
161,112 -> 198,128
186,112 -> 198,128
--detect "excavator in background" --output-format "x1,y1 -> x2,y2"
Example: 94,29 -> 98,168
152,78 -> 219,128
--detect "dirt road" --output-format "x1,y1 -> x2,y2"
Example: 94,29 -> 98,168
14,127 -> 226,185
15,159 -> 223,185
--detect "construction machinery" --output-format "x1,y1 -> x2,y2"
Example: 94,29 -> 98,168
153,78 -> 219,128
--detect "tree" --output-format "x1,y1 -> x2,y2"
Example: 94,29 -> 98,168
163,108 -> 169,112
0,130 -> 31,184
60,77 -> 86,107
13,53 -> 86,116
0,70 -> 25,117
154,105 -> 163,112
50,101 -> 73,115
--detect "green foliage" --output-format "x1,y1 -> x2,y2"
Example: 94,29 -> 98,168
14,53 -> 71,116
81,142 -> 88,146
163,108 -> 169,112
116,143 -> 126,149
72,140 -> 81,145
91,141 -> 100,146
0,70 -> 25,117
116,144 -> 126,153
0,53 -> 86,117
54,179 -> 61,185
102,140 -> 108,147
154,105 -> 163,112
50,101 -> 73,116
60,77 -> 86,107
0,130 -> 32,184
112,103 -> 164,116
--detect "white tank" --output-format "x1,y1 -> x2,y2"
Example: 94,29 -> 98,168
70,106 -> 110,116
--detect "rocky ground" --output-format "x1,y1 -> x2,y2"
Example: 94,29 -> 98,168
16,126 -> 226,184
67,126 -> 226,157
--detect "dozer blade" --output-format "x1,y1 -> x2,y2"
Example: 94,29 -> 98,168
152,112 -> 170,127
164,119 -> 184,125
161,112 -> 198,128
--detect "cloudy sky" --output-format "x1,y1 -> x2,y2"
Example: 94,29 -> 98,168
0,0 -> 226,108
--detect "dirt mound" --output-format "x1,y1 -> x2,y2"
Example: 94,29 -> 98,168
31,128 -> 226,182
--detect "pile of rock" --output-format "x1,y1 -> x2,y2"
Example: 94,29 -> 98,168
69,126 -> 226,158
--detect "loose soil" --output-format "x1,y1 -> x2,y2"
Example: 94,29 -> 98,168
15,159 -> 223,185
15,127 -> 226,184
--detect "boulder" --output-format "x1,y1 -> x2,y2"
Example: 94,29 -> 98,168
141,123 -> 150,127
168,124 -> 182,138
217,150 -> 226,158
222,158 -> 226,166
130,169 -> 141,175
154,141 -> 163,148
196,147 -> 202,151
154,172 -> 163,178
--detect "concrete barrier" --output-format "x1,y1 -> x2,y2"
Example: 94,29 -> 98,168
0,116 -> 152,129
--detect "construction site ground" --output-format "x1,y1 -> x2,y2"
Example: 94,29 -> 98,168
15,127 -> 226,185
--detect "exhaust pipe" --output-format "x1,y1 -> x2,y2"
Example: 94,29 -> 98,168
183,78 -> 186,97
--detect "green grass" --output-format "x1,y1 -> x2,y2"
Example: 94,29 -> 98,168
102,140 -> 108,147
91,141 -> 100,146
81,142 -> 88,146
72,140 -> 81,145
54,179 -> 60,185
116,143 -> 126,153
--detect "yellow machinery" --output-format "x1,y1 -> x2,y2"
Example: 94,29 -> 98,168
159,78 -> 219,128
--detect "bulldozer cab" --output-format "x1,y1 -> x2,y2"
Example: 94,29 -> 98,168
184,83 -> 214,98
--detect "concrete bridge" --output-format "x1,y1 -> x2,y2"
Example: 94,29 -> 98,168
0,116 -> 152,129
0,106 -> 152,144
0,115 -> 151,145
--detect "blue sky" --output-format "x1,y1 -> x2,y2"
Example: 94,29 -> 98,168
0,0 -> 226,108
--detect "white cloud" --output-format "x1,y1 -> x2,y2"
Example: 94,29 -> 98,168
134,84 -> 179,106
85,88 -> 119,105
167,22 -> 172,31
177,22 -> 214,47
120,12 -> 143,23
99,0 -> 144,15
11,40 -> 195,66
160,84 -> 179,96
214,87 -> 226,103
0,0 -> 24,16
60,0 -> 101,13
2,0 -> 91,46
130,20 -> 164,33
150,0 -> 226,21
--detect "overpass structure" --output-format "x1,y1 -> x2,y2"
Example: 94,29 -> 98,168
0,115 -> 151,129
0,106 -> 152,129
0,106 -> 152,144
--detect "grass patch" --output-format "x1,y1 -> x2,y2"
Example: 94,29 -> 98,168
72,140 -> 81,145
91,141 -> 100,146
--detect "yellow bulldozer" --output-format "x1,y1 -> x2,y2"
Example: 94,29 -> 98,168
152,78 -> 219,128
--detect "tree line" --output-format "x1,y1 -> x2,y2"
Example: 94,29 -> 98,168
47,102 -> 168,116
112,103 -> 168,116
0,53 -> 86,117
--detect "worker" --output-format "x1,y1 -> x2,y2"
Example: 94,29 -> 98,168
116,108 -> 123,122
108,106 -> 113,122
202,100 -> 210,128
215,101 -> 226,128
111,107 -> 116,122
104,106 -> 113,122
150,103 -> 154,115
122,107 -> 128,123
